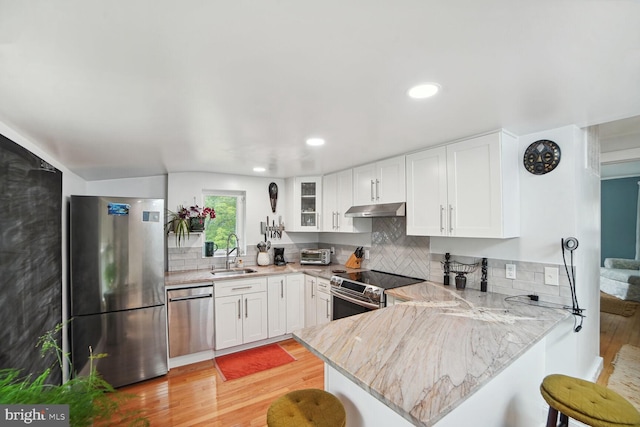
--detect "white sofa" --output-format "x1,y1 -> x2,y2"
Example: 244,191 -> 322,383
600,257 -> 640,302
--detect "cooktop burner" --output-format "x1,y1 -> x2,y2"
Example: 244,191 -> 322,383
333,270 -> 424,290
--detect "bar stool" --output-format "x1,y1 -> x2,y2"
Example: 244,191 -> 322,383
267,388 -> 346,427
540,374 -> 640,427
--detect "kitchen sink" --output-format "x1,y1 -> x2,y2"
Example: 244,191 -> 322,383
211,268 -> 257,277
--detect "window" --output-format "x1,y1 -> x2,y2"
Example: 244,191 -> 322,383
203,191 -> 245,256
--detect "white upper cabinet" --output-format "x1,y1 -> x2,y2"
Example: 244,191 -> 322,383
406,130 -> 519,238
323,169 -> 371,233
353,155 -> 406,206
286,176 -> 322,232
406,146 -> 448,236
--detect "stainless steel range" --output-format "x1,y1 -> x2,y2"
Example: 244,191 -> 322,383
329,270 -> 424,320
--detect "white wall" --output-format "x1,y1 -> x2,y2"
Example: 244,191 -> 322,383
86,175 -> 167,199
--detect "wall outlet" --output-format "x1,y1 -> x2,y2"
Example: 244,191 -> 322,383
364,249 -> 370,260
506,264 -> 516,279
545,267 -> 559,286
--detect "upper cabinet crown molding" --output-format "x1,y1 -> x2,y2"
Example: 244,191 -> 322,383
406,130 -> 520,238
353,155 -> 406,206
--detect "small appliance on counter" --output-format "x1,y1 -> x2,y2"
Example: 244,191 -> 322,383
274,247 -> 286,266
300,248 -> 331,265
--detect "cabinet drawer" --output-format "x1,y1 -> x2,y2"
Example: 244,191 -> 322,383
317,277 -> 331,294
214,277 -> 267,297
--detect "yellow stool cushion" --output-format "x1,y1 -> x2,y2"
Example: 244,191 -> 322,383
541,374 -> 640,427
267,388 -> 346,427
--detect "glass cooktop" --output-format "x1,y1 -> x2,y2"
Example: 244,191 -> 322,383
333,270 -> 424,290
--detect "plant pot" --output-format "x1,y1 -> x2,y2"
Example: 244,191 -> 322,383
189,217 -> 205,232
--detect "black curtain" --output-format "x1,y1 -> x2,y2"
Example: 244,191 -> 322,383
0,133 -> 62,384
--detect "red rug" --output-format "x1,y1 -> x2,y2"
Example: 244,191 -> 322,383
214,344 -> 296,381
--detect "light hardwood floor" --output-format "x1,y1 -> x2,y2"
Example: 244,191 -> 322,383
114,339 -> 323,427
109,303 -> 639,426
597,299 -> 640,386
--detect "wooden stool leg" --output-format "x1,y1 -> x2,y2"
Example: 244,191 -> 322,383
546,407 -> 558,427
559,413 -> 569,427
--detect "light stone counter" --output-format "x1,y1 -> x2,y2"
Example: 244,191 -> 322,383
164,262 -> 361,287
293,281 -> 570,426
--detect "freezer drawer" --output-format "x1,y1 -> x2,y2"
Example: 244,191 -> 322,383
70,305 -> 168,388
168,286 -> 214,358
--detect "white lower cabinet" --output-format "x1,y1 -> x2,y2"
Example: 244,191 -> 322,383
316,278 -> 332,325
267,274 -> 305,338
304,275 -> 317,327
214,277 -> 268,350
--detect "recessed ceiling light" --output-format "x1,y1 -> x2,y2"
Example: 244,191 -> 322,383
306,137 -> 325,146
407,83 -> 440,99
253,167 -> 266,172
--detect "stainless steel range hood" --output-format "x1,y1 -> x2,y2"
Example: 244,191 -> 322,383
344,202 -> 406,218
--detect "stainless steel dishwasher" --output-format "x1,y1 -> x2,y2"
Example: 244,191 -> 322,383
167,285 -> 214,358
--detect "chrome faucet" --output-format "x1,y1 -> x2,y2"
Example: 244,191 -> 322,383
225,233 -> 240,269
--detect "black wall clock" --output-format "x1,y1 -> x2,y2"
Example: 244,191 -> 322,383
523,139 -> 561,175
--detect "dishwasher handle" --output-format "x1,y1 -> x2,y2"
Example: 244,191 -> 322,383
168,293 -> 213,302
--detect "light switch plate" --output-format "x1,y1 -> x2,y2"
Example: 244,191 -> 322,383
506,264 -> 516,279
545,267 -> 559,286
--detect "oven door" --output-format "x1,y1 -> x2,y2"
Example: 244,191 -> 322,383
331,290 -> 380,321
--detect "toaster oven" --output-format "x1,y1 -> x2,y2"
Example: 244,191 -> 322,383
300,248 -> 331,265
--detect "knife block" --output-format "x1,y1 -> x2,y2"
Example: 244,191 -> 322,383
345,254 -> 362,269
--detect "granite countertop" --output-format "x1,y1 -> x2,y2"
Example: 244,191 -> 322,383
164,262 -> 360,287
293,281 -> 569,426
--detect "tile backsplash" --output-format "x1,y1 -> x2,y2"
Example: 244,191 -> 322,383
167,216 -> 574,307
368,217 -> 431,279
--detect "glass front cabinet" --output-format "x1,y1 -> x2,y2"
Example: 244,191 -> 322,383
288,176 -> 322,231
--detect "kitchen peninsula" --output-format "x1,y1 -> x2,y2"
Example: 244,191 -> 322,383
293,281 -> 571,427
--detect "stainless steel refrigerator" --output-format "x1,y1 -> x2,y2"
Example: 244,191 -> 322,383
69,195 -> 167,387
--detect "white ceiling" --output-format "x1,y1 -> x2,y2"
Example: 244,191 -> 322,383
1,1 -> 639,181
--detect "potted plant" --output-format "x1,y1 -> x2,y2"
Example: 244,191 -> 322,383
165,205 -> 216,247
0,322 -> 148,427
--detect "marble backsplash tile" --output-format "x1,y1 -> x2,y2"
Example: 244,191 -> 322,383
368,217 -> 431,280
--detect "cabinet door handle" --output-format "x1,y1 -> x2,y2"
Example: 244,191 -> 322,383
280,280 -> 284,298
331,211 -> 335,229
375,179 -> 380,201
370,180 -> 375,201
449,204 -> 454,234
245,298 -> 248,318
237,299 -> 241,319
336,212 -> 340,229
311,283 -> 315,298
440,205 -> 445,234
326,299 -> 330,319
232,286 -> 252,291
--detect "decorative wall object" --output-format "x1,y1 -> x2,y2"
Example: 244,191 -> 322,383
0,133 -> 62,384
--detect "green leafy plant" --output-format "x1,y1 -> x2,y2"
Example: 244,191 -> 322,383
0,322 -> 148,427
166,204 -> 216,247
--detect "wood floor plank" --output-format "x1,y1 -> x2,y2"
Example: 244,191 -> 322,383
109,339 -> 324,426
597,300 -> 640,386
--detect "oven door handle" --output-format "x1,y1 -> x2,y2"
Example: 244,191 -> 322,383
330,289 -> 381,310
